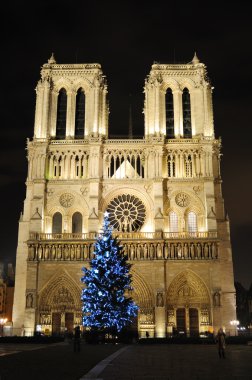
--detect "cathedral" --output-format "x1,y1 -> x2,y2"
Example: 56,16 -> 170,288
12,53 -> 237,337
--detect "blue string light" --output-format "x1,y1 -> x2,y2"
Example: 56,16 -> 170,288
81,212 -> 138,333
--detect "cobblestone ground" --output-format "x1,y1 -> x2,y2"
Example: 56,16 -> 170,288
94,344 -> 252,380
0,341 -> 120,380
0,342 -> 251,380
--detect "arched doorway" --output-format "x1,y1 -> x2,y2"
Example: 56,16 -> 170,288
130,269 -> 155,338
38,272 -> 82,336
167,270 -> 211,337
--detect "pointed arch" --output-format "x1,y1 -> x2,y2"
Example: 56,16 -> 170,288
165,88 -> 174,138
187,211 -> 197,232
75,88 -> 85,138
56,88 -> 67,139
52,212 -> 62,233
169,211 -> 178,232
167,270 -> 210,306
38,270 -> 82,312
72,212 -> 83,233
182,88 -> 192,138
130,269 -> 154,309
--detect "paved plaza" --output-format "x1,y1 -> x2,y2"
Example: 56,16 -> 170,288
0,341 -> 251,380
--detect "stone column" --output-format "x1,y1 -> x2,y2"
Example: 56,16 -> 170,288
66,90 -> 75,138
49,90 -> 58,138
34,81 -> 43,138
155,291 -> 166,337
41,80 -> 50,138
173,89 -> 182,137
95,87 -> 100,136
101,86 -> 107,136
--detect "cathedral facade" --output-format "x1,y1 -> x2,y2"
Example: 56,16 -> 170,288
12,54 -> 236,337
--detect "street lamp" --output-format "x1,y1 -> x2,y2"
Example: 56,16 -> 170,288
230,319 -> 240,336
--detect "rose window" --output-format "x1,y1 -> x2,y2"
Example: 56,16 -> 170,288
107,194 -> 146,232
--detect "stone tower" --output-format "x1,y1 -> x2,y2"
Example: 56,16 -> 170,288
12,53 -> 236,337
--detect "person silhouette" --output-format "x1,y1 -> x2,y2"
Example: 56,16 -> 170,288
216,328 -> 226,358
73,326 -> 81,352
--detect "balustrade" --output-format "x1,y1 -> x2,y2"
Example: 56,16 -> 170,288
29,231 -> 217,241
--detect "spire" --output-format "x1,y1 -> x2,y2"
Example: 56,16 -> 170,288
192,52 -> 200,64
128,94 -> 133,139
48,52 -> 56,64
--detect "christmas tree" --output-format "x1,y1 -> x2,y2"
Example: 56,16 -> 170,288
81,212 -> 138,334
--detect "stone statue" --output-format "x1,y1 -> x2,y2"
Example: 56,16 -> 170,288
70,245 -> 75,260
190,243 -> 195,259
157,243 -> 163,259
26,293 -> 33,308
149,244 -> 154,259
184,243 -> 189,259
197,243 -> 201,258
204,243 -> 209,258
136,244 -> 141,260
76,245 -> 81,260
143,244 -> 148,259
38,245 -> 43,260
164,243 -> 169,259
130,244 -> 135,260
44,245 -> 49,260
51,245 -> 56,259
28,245 -> 35,260
213,291 -> 220,306
170,244 -> 175,259
83,244 -> 88,259
156,292 -> 164,307
57,245 -> 62,259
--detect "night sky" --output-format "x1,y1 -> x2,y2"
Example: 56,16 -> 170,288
0,2 -> 251,288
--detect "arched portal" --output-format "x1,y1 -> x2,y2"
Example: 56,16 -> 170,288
38,271 -> 82,335
129,270 -> 155,338
167,270 -> 211,337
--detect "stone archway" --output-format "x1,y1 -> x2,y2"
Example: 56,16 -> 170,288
38,271 -> 82,335
130,269 -> 155,337
167,270 -> 211,336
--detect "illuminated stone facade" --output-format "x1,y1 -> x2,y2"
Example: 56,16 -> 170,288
12,53 -> 236,337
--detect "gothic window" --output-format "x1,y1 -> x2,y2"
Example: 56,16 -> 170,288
58,156 -> 62,178
75,156 -> 80,177
75,88 -> 85,139
182,88 -> 192,138
52,212 -> 62,234
56,88 -> 67,139
185,154 -> 192,177
136,156 -> 144,178
107,194 -> 146,232
109,154 -> 144,179
72,212 -> 82,233
187,211 -> 197,232
169,211 -> 178,232
165,88 -> 175,138
168,155 -> 176,177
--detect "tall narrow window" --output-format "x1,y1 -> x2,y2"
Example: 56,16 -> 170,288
72,212 -> 82,233
182,88 -> 192,138
75,88 -> 85,138
168,155 -> 176,177
169,211 -> 178,232
165,88 -> 174,138
187,212 -> 197,232
52,212 -> 62,234
185,155 -> 193,177
56,89 -> 67,139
